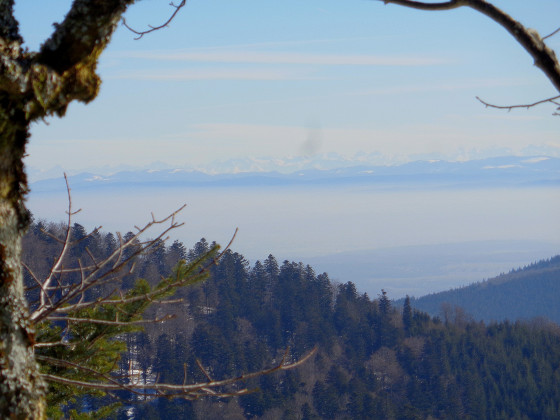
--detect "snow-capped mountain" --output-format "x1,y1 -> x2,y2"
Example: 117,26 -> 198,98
30,156 -> 560,192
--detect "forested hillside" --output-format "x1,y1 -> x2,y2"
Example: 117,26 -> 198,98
409,256 -> 560,324
23,220 -> 560,419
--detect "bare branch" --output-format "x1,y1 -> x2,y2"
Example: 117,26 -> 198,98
34,341 -> 70,348
466,1 -> 560,94
22,263 -> 54,308
50,225 -> 236,315
183,363 -> 188,386
40,347 -> 317,399
380,0 -> 560,97
476,94 -> 560,111
37,174 -> 75,314
380,0 -> 464,11
38,228 -> 66,245
214,228 -> 239,262
31,203 -> 188,322
37,355 -> 146,397
45,250 -> 203,314
122,0 -> 187,40
27,182 -> 316,408
196,359 -> 214,382
543,27 -> 560,41
46,315 -> 176,326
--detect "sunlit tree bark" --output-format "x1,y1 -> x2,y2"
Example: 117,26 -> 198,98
0,1 -> 135,417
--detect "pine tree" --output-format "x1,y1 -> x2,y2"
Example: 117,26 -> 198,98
403,295 -> 413,336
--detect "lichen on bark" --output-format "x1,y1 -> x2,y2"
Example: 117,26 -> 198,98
0,99 -> 45,418
1,1 -> 138,417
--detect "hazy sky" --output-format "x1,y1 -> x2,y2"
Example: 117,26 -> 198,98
16,0 -> 560,174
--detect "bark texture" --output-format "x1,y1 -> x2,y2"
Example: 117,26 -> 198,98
0,0 -> 135,417
0,97 -> 45,420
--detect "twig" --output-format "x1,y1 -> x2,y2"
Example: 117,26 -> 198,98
47,315 -> 176,326
380,0 -> 560,99
122,0 -> 187,40
196,359 -> 214,382
40,347 -> 317,399
31,204 -> 188,321
38,173 -> 75,313
543,26 -> 560,41
476,94 -> 560,111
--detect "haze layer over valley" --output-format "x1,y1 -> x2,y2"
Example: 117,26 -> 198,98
28,156 -> 560,298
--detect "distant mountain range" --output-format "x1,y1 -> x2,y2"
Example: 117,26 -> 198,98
30,155 -> 560,192
407,255 -> 560,324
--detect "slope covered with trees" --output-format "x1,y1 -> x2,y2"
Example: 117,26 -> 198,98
23,220 -> 560,419
3,0 -> 560,416
409,256 -> 560,324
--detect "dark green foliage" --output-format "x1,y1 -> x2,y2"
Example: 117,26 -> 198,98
171,245 -> 560,419
403,295 -> 412,336
409,255 -> 560,323
23,221 -> 217,418
23,222 -> 560,418
36,278 -> 154,418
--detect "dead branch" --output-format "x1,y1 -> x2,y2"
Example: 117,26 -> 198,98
122,0 -> 187,40
40,347 -> 317,400
46,314 -> 176,326
37,174 -> 76,314
33,341 -> 70,348
380,0 -> 560,111
26,179 -> 316,409
381,0 -> 463,11
44,226 -> 239,316
476,95 -> 560,113
30,201 -> 188,322
543,27 -> 560,41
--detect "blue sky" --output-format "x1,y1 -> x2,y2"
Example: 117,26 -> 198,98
15,1 -> 560,295
15,0 -> 560,175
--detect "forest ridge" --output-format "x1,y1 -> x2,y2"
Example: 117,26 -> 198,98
23,218 -> 560,419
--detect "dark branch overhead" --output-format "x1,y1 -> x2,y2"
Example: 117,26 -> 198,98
0,0 -> 23,41
381,0 -> 464,11
37,0 -> 134,74
476,94 -> 560,115
380,0 -> 560,99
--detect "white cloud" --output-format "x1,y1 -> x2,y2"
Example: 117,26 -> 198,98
117,50 -> 449,67
108,68 -> 311,81
350,78 -> 530,96
483,165 -> 520,169
522,157 -> 550,164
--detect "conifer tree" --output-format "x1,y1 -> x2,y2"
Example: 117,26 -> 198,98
403,295 -> 413,336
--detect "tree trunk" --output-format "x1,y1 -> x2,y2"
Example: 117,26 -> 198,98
0,95 -> 45,419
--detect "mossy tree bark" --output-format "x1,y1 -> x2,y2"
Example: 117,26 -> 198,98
0,95 -> 45,419
0,1 -> 135,417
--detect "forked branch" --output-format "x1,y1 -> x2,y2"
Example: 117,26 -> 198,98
380,0 -> 560,111
476,95 -> 560,115
122,0 -> 187,40
41,347 -> 317,400
27,180 -> 315,407
29,176 -> 191,322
